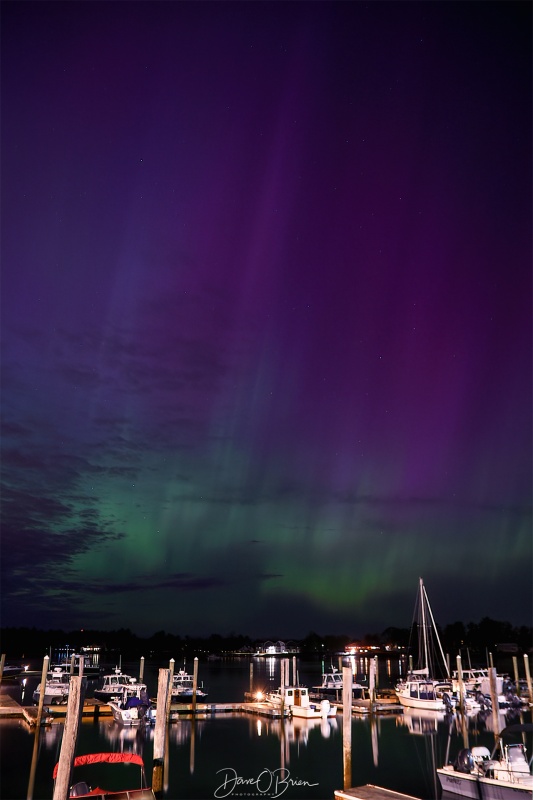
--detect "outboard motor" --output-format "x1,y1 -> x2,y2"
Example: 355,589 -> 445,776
320,699 -> 331,718
442,692 -> 454,712
454,749 -> 474,773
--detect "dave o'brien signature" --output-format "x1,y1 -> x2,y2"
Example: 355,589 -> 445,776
214,767 -> 319,798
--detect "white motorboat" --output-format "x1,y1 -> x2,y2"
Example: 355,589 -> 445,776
452,667 -> 525,709
436,723 -> 533,799
93,667 -> 147,702
108,686 -> 156,726
32,666 -> 71,704
171,668 -> 207,698
266,685 -> 337,719
312,665 -> 369,699
395,578 -> 455,712
314,666 -> 344,692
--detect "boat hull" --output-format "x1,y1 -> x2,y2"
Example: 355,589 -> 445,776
397,693 -> 447,712
108,702 -> 155,726
291,704 -> 337,719
437,766 -> 533,799
32,690 -> 69,705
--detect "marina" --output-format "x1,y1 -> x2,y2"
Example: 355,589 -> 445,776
1,652 -> 531,799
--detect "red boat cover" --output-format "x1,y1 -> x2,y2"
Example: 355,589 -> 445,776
53,752 -> 144,778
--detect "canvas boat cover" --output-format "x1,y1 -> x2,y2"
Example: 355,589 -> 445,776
53,752 -> 144,778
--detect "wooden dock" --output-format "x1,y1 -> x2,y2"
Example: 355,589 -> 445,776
335,785 -> 421,800
0,695 -> 290,724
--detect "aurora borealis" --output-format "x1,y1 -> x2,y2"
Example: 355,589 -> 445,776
2,1 -> 531,638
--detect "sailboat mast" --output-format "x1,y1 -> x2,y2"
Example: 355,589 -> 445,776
420,577 -> 428,672
422,581 -> 450,678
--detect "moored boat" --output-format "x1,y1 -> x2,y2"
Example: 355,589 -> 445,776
313,666 -> 344,692
108,686 -> 156,726
452,667 -> 526,709
171,667 -> 208,698
52,751 -> 155,798
395,578 -> 455,713
32,667 -> 71,704
436,723 -> 533,799
93,668 -> 147,702
266,685 -> 337,719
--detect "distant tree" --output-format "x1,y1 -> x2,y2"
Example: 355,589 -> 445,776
300,631 -> 325,652
380,627 -> 410,648
443,621 -> 467,652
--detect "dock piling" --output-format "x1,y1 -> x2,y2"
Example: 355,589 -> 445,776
36,656 -> 50,730
524,654 -> 532,706
0,654 -> 5,686
52,676 -> 87,800
342,664 -> 353,790
139,656 -> 145,683
152,668 -> 171,797
191,657 -> 198,715
455,655 -> 465,713
488,667 -> 500,737
512,656 -> 520,699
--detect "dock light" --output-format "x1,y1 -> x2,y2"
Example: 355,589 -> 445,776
255,691 -> 264,701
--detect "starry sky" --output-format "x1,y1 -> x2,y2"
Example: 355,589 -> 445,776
2,1 -> 531,639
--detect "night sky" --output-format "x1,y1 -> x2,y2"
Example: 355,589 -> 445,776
2,1 -> 531,639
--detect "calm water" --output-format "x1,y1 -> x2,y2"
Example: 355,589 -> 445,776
1,656 -> 531,800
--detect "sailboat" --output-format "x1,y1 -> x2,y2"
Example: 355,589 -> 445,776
395,578 -> 455,712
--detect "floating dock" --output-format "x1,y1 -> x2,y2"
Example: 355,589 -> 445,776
0,695 -> 290,724
335,785 -> 421,800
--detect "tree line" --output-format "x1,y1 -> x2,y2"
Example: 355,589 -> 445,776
1,617 -> 531,660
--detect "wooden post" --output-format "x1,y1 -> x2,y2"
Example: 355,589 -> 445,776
488,667 -> 500,737
139,656 -> 145,683
0,653 -> 5,686
280,660 -> 285,718
52,676 -> 87,800
369,656 -> 376,709
26,726 -> 40,800
167,659 -> 175,720
69,654 -> 76,676
342,665 -> 352,790
488,651 -> 494,670
524,654 -> 533,706
512,656 -> 520,699
36,656 -> 50,730
191,657 -> 198,715
292,655 -> 297,685
456,656 -> 468,748
152,669 -> 171,797
456,655 -> 465,713
190,711 -> 196,774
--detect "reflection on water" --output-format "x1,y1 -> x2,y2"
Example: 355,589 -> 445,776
2,657 -> 531,800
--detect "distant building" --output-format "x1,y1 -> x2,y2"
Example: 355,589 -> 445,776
254,640 -> 299,656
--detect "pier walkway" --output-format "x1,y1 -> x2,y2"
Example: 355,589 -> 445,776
335,785 -> 421,800
0,695 -> 290,725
